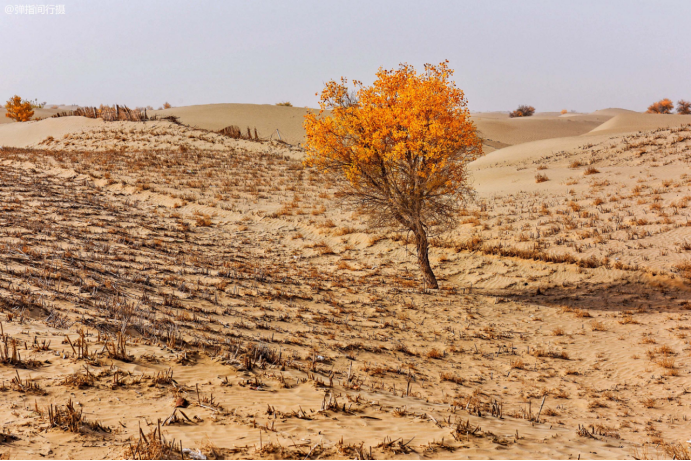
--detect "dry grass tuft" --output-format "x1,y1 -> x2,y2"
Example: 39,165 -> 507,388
535,173 -> 549,183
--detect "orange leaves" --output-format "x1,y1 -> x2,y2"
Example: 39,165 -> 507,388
647,98 -> 674,114
303,61 -> 482,199
303,62 -> 482,287
4,95 -> 34,122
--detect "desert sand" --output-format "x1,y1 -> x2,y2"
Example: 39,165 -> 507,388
150,104 -> 318,146
0,105 -> 690,459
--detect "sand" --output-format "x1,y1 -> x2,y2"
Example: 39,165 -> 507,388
150,103 -> 318,146
0,116 -> 105,148
589,112 -> 691,135
0,107 -> 68,124
472,112 -> 613,148
0,106 -> 690,459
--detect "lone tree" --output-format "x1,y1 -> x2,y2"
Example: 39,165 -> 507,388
647,98 -> 674,114
304,61 -> 482,288
677,100 -> 691,115
4,95 -> 34,122
509,105 -> 535,118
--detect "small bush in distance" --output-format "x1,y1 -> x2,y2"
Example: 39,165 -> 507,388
276,101 -> 293,107
561,109 -> 567,115
509,105 -> 535,118
162,102 -> 172,109
678,100 -> 691,115
4,95 -> 35,122
647,98 -> 674,114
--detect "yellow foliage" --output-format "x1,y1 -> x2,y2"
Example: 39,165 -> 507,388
303,61 -> 482,288
647,98 -> 674,114
304,60 -> 481,207
4,95 -> 34,122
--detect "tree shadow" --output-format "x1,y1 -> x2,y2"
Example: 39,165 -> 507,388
478,274 -> 691,315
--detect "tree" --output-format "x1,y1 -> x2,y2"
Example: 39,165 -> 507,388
4,95 -> 34,122
647,98 -> 674,114
304,61 -> 482,288
163,102 -> 172,109
678,100 -> 691,115
509,105 -> 535,118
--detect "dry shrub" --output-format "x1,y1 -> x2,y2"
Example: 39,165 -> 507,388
662,442 -> 691,460
163,102 -> 172,109
674,260 -> 691,279
574,309 -> 592,318
678,99 -> 691,115
509,105 -> 535,118
4,95 -> 34,122
123,425 -> 180,459
333,226 -> 357,236
647,98 -> 674,114
551,327 -> 565,336
656,357 -> 675,369
583,166 -> 600,175
543,407 -> 560,416
48,399 -> 109,433
656,344 -> 674,356
337,261 -> 354,271
195,215 -> 212,227
439,371 -> 463,384
641,397 -> 656,408
426,348 -> 443,359
535,173 -> 549,183
591,320 -> 607,331
561,109 -> 568,115
275,101 -> 293,107
618,315 -> 639,325
552,388 -> 570,398
587,399 -> 608,409
510,358 -> 525,369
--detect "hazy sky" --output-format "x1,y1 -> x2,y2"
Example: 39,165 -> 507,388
2,0 -> 690,112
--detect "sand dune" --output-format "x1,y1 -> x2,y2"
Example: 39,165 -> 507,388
588,112 -> 691,135
0,116 -> 105,147
151,103 -> 318,145
0,105 -> 648,155
590,107 -> 639,116
472,114 -> 610,148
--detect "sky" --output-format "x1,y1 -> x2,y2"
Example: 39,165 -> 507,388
1,0 -> 690,113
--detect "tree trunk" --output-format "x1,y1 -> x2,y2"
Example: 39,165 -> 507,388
413,223 -> 438,289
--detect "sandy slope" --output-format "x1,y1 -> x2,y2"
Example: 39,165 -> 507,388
150,103 -> 318,145
3,104 -> 685,154
0,107 -> 66,123
1,108 -> 691,459
472,114 -> 610,150
589,113 -> 691,135
0,116 -> 105,147
0,105 -> 613,157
